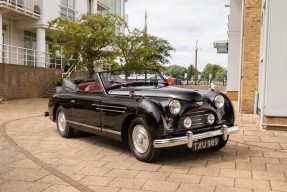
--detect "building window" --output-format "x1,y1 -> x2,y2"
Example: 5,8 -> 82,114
60,0 -> 75,21
24,31 -> 37,66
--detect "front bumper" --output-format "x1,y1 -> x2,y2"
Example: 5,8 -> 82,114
153,125 -> 239,149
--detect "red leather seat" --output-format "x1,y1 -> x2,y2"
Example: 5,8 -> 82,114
85,83 -> 95,91
85,82 -> 102,91
77,82 -> 94,90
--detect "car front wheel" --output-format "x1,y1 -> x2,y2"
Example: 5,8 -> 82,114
128,118 -> 160,162
56,107 -> 74,138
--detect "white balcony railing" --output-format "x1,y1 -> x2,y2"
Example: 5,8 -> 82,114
0,44 -> 63,69
97,0 -> 110,10
0,0 -> 42,17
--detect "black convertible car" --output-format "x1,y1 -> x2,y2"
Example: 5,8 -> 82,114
46,69 -> 239,162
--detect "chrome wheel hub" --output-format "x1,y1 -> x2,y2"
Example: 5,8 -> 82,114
132,125 -> 149,154
57,111 -> 66,132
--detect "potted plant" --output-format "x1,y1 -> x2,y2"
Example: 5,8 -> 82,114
53,78 -> 63,93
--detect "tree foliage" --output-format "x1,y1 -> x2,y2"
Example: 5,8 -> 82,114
163,65 -> 187,79
49,13 -> 126,78
115,29 -> 174,70
201,63 -> 227,81
141,33 -> 175,69
115,29 -> 143,69
49,13 -> 175,78
187,64 -> 195,79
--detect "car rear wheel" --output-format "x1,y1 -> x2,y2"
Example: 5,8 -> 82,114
128,117 -> 160,162
210,136 -> 229,151
56,107 -> 74,138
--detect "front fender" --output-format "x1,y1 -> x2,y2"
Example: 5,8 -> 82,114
48,98 -> 56,122
136,98 -> 167,139
199,91 -> 235,125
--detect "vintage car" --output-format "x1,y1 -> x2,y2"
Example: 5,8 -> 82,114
45,69 -> 239,162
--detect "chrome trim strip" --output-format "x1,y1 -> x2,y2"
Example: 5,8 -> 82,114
101,109 -> 125,113
192,122 -> 205,125
96,73 -> 107,95
66,120 -> 121,135
191,119 -> 205,122
92,103 -> 127,110
102,128 -> 121,135
91,104 -> 127,113
190,114 -> 209,118
101,105 -> 127,110
188,110 -> 208,114
67,120 -> 101,131
154,125 -> 239,149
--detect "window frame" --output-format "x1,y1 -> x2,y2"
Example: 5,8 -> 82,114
60,0 -> 76,21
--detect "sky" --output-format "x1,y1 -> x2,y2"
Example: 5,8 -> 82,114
125,0 -> 229,71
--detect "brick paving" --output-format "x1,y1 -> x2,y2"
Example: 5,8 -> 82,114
0,98 -> 286,192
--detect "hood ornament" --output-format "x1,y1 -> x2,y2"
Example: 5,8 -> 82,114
196,102 -> 203,106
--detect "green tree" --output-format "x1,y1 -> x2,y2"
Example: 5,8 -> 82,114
108,61 -> 122,71
201,63 -> 224,80
49,13 -> 126,78
141,33 -> 175,69
115,29 -> 143,69
201,63 -> 227,81
115,29 -> 175,70
163,65 -> 187,79
187,64 -> 195,79
215,67 -> 227,81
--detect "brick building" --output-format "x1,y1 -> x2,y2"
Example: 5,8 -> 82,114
215,0 -> 287,128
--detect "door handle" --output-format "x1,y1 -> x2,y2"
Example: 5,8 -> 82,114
71,100 -> 76,103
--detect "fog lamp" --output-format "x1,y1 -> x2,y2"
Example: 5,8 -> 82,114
207,114 -> 215,125
183,117 -> 192,128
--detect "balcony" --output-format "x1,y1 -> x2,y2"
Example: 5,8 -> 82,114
97,0 -> 110,11
0,0 -> 42,19
0,44 -> 63,69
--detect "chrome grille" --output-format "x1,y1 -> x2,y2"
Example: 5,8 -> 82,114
179,110 -> 215,130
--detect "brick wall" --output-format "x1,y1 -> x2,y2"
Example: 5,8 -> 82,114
240,0 -> 262,113
0,64 -> 62,100
70,71 -> 89,79
227,91 -> 238,102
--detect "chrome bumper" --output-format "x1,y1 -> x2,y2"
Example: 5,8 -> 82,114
153,125 -> 239,149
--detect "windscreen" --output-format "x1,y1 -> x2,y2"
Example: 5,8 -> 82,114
100,69 -> 167,90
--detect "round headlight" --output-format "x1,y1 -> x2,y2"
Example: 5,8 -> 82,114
169,100 -> 181,115
183,117 -> 192,128
214,95 -> 225,108
207,113 -> 215,125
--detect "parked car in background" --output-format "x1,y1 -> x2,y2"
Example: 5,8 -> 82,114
45,69 -> 239,162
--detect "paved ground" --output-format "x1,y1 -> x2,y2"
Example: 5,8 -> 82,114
0,98 -> 287,192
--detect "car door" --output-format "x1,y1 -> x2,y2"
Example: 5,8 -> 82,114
101,94 -> 139,141
70,76 -> 104,135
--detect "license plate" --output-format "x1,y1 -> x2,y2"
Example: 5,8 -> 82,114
192,137 -> 219,151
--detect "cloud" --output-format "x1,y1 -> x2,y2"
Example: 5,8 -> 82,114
126,0 -> 229,70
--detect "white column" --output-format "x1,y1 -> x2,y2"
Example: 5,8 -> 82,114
0,11 -> 3,63
36,27 -> 46,67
